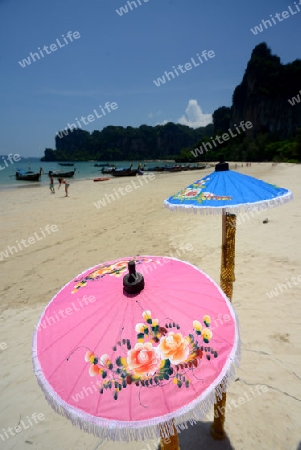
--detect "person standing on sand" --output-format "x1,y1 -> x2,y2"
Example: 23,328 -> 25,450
49,173 -> 55,194
57,178 -> 70,197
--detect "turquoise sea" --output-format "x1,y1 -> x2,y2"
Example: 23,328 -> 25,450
0,159 -> 174,190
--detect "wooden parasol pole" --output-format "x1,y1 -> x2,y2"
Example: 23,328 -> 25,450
210,210 -> 236,440
160,422 -> 180,450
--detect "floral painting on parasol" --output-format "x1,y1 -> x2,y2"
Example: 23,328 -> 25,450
83,309 -> 217,401
164,163 -> 292,213
32,256 -> 240,443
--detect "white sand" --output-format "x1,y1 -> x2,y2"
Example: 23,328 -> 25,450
0,163 -> 300,450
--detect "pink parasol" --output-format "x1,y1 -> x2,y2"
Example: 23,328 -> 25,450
32,256 -> 240,442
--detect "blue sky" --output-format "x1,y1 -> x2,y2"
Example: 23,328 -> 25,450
0,0 -> 300,157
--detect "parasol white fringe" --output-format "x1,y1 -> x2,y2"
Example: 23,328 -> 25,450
164,190 -> 293,215
32,257 -> 241,443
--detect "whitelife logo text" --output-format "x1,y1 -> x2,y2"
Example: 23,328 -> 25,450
266,275 -> 301,299
153,50 -> 215,87
56,102 -> 118,138
93,173 -> 155,209
0,224 -> 58,261
0,342 -> 8,353
18,31 -> 81,68
0,153 -> 21,171
288,89 -> 301,106
116,0 -> 150,16
250,2 -> 301,35
0,413 -> 45,443
191,121 -> 253,157
36,295 -> 96,331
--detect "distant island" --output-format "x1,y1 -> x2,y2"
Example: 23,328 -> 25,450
41,123 -> 214,162
41,43 -> 301,163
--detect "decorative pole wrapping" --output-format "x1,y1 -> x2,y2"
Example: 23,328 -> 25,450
160,422 -> 180,450
211,211 -> 236,440
220,212 -> 236,299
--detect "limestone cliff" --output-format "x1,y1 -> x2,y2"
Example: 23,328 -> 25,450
231,43 -> 301,138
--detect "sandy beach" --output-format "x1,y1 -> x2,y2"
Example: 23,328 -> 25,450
0,163 -> 300,450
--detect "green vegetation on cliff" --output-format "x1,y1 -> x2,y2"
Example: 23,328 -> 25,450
41,123 -> 213,162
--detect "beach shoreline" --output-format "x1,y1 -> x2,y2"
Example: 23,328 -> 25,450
0,161 -> 296,192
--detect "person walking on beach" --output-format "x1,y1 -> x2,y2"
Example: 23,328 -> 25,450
57,178 -> 70,197
49,173 -> 55,194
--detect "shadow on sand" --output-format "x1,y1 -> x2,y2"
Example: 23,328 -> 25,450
158,421 -> 234,450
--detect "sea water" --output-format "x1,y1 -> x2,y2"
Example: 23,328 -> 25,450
0,159 -> 170,190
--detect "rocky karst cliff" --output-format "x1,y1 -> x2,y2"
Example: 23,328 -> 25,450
231,43 -> 301,139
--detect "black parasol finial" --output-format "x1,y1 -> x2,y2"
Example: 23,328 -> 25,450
215,156 -> 229,172
123,261 -> 144,294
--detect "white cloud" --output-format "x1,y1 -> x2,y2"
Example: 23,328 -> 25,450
155,119 -> 169,126
148,110 -> 161,118
177,99 -> 212,128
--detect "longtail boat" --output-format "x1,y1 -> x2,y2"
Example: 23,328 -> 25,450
16,168 -> 42,181
49,169 -> 76,178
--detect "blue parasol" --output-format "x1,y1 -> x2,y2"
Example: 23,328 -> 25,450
164,163 -> 292,214
164,161 -> 293,441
